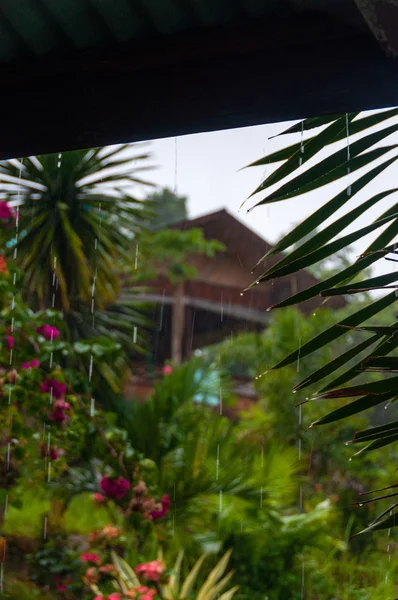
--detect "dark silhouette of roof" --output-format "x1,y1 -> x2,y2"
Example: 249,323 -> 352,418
0,1 -> 397,158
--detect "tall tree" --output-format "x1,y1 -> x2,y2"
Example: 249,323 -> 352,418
145,187 -> 188,229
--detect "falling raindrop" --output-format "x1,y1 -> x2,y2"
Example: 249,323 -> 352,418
346,114 -> 351,196
89,355 -> 93,382
90,398 -> 95,416
216,443 -> 220,480
299,120 -> 304,167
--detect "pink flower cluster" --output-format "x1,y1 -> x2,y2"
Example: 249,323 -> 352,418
41,378 -> 67,399
135,560 -> 165,582
5,335 -> 14,350
50,399 -> 72,424
37,324 -> 60,340
40,444 -> 59,461
21,358 -> 40,369
150,494 -> 170,521
100,476 -> 130,500
81,552 -> 100,564
0,202 -> 15,224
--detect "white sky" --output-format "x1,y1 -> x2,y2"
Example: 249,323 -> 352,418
146,115 -> 398,278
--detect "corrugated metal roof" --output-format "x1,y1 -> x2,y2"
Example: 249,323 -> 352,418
0,0 -> 326,63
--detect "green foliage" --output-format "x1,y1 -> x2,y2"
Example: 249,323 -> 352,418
144,187 -> 189,230
111,549 -> 239,600
246,109 -> 398,535
131,227 -> 225,285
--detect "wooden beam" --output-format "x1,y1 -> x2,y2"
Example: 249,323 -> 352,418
0,13 -> 397,158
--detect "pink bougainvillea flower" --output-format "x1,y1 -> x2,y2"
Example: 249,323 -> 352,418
41,378 -> 67,399
150,494 -> 170,521
99,563 -> 117,575
0,202 -> 15,222
21,358 -> 40,369
108,594 -> 122,600
54,575 -> 68,593
36,324 -> 60,341
93,596 -> 104,600
5,335 -> 14,350
50,399 -> 72,424
81,552 -> 100,564
93,492 -> 107,504
162,365 -> 173,375
135,560 -> 165,582
40,444 -> 59,461
100,476 -> 130,500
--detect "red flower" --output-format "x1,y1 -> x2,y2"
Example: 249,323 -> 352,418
50,399 -> 72,424
41,378 -> 67,399
5,335 -> 14,350
81,552 -> 100,564
108,594 -> 122,600
100,476 -> 130,500
37,324 -> 60,341
54,575 -> 70,593
21,358 -> 40,369
150,494 -> 170,521
135,560 -> 165,582
0,256 -> 8,274
162,365 -> 173,375
93,492 -> 107,504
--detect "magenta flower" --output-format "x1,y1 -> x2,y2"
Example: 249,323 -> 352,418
41,378 -> 67,399
81,552 -> 100,564
21,358 -> 40,369
0,202 -> 15,222
150,494 -> 170,521
100,476 -> 130,500
5,335 -> 14,350
36,324 -> 60,341
162,365 -> 173,375
50,399 -> 72,424
40,444 -> 59,461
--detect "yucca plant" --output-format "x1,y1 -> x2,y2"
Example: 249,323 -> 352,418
107,549 -> 238,600
243,108 -> 398,535
0,145 -> 153,350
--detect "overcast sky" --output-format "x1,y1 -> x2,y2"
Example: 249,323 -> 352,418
146,115 -> 398,277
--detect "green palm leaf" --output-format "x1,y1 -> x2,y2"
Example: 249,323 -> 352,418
246,108 -> 398,534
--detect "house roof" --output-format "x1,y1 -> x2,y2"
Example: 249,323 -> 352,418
152,208 -> 346,314
0,1 -> 397,158
173,208 -> 274,272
